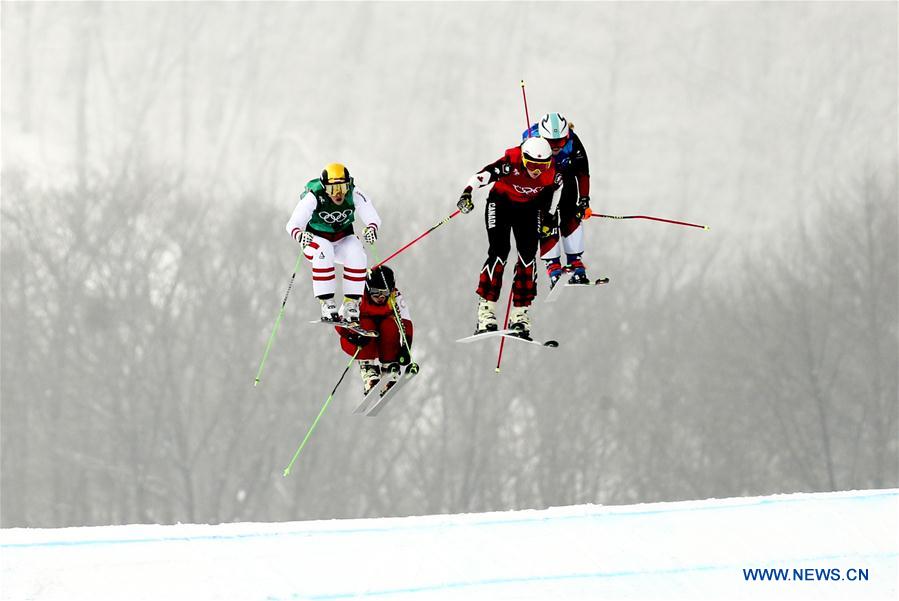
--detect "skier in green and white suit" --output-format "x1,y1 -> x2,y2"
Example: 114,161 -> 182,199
286,162 -> 381,324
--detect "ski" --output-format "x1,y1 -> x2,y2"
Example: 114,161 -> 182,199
308,320 -> 378,338
545,276 -> 610,303
456,329 -> 519,344
353,382 -> 382,414
544,279 -> 567,303
500,331 -> 559,348
366,365 -> 419,417
456,329 -> 558,348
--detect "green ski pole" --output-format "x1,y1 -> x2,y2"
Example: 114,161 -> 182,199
283,347 -> 361,476
255,248 -> 305,386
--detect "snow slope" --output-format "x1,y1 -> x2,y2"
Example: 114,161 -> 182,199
2,489 -> 897,601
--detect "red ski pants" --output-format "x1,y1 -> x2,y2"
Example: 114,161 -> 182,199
340,315 -> 413,362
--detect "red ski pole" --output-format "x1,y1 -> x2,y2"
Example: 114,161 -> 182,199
585,209 -> 709,230
496,80 -> 533,373
373,210 -> 461,269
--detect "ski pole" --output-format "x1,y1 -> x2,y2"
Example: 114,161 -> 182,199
585,209 -> 709,230
495,290 -> 514,373
520,79 -> 531,135
373,210 -> 461,269
496,79 -> 532,373
255,248 -> 305,386
283,346 -> 361,477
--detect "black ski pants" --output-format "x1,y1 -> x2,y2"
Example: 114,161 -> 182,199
476,191 -> 544,307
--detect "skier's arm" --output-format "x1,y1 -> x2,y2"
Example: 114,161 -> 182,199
548,172 -> 564,216
459,156 -> 510,213
569,133 -> 590,198
286,192 -> 317,243
353,188 -> 381,243
464,156 -> 510,193
393,291 -> 414,363
353,188 -> 381,229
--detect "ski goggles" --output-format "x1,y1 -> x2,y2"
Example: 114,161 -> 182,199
368,287 -> 390,301
547,137 -> 568,150
522,156 -> 552,173
325,181 -> 349,197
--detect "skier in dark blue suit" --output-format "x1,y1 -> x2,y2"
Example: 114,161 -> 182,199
523,112 -> 593,288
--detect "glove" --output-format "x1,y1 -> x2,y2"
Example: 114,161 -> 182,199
398,344 -> 411,366
575,195 -> 590,220
363,224 -> 378,245
540,211 -> 558,239
299,231 -> 314,248
457,191 -> 474,214
344,332 -> 372,348
406,362 -> 419,376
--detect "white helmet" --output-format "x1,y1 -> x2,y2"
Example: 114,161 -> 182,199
538,112 -> 570,140
520,136 -> 553,173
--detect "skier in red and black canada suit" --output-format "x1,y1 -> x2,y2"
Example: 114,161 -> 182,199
457,136 -> 561,337
337,265 -> 414,396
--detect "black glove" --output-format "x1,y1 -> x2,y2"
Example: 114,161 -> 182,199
406,362 -> 420,376
540,211 -> 558,239
457,191 -> 474,214
345,332 -> 372,348
397,344 -> 411,366
575,195 -> 590,220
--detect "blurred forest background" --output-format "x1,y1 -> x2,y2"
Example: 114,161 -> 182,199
1,2 -> 896,528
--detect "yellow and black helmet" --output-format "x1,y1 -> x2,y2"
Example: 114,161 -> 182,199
320,163 -> 352,198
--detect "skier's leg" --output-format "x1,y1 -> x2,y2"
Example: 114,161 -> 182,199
334,235 -> 368,322
509,202 -> 538,333
558,183 -> 589,284
306,236 -> 339,319
377,317 -> 403,363
476,194 -> 511,303
539,205 -> 563,287
474,194 -> 511,333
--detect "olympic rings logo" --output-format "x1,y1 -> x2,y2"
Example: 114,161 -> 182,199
512,184 -> 543,195
319,209 -> 353,224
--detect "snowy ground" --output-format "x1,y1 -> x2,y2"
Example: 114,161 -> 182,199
2,489 -> 897,601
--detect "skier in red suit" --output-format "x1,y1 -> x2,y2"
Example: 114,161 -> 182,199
337,265 -> 414,395
456,136 -> 561,337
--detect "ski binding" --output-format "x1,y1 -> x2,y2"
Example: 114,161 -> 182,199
309,319 -> 378,338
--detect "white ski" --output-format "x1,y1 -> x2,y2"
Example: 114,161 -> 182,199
366,366 -> 419,417
309,320 -> 378,338
545,276 -> 610,303
456,329 -> 558,348
500,332 -> 559,348
353,383 -> 382,414
456,329 -> 519,344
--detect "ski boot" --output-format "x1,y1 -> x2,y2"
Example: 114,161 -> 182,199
380,362 -> 401,396
545,260 -> 563,290
568,271 -> 590,285
319,297 -> 339,322
359,360 -> 380,396
475,298 -> 498,334
342,296 -> 361,325
566,256 -> 589,285
508,305 -> 531,339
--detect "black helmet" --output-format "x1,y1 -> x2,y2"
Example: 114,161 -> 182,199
366,265 -> 395,294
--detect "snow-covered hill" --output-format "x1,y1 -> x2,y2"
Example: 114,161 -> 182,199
2,489 -> 897,600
